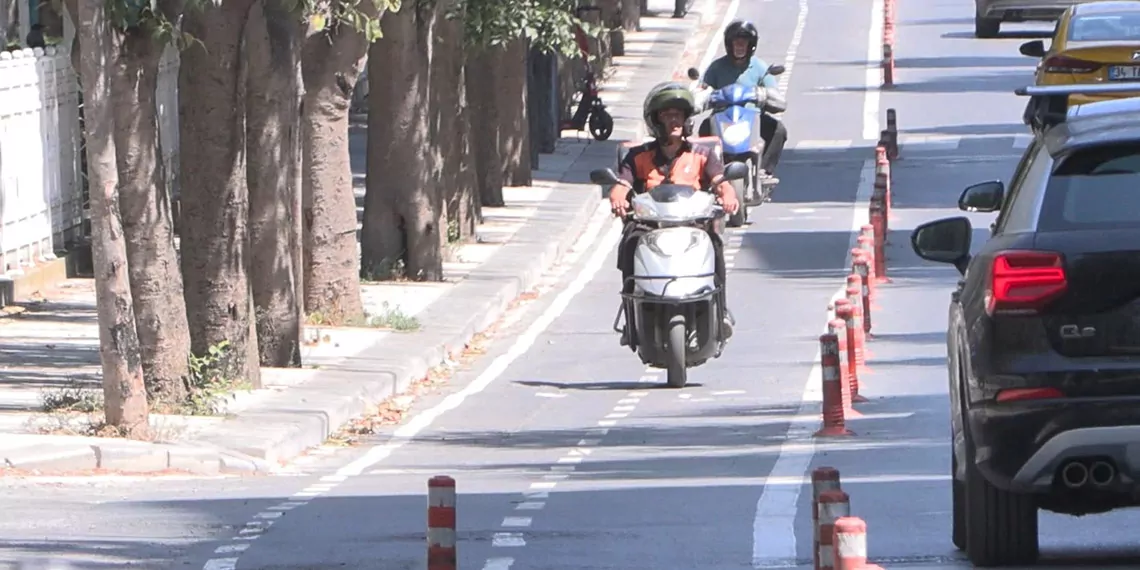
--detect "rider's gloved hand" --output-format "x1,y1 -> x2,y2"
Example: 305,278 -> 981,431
609,186 -> 631,217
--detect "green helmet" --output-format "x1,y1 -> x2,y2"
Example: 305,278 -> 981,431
642,81 -> 696,139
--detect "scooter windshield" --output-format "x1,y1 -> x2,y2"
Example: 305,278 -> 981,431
647,184 -> 697,203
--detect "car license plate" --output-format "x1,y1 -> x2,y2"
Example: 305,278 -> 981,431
1109,65 -> 1140,80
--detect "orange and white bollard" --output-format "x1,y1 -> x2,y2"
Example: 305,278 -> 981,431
814,333 -> 853,438
846,285 -> 871,367
881,43 -> 894,87
886,109 -> 899,160
428,476 -> 458,570
869,203 -> 890,283
850,261 -> 872,337
818,490 -> 852,570
835,300 -> 861,399
812,467 -> 842,570
833,516 -> 872,570
827,318 -> 853,406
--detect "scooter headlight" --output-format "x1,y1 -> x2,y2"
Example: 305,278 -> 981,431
644,228 -> 703,257
720,121 -> 751,147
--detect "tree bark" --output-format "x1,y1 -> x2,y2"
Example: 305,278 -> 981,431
498,37 -> 532,187
361,3 -> 443,281
76,0 -> 150,437
431,0 -> 465,248
110,29 -> 193,405
179,0 -> 262,387
465,47 -> 504,208
245,0 -> 302,367
300,5 -> 380,324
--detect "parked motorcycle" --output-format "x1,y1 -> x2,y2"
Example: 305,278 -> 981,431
687,64 -> 787,227
591,161 -> 750,388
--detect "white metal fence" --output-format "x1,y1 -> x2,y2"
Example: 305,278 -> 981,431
0,43 -> 179,278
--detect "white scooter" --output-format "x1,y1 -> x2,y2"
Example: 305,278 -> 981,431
592,161 -> 749,388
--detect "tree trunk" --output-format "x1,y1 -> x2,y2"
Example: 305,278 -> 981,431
465,47 -> 504,207
527,46 -> 558,168
179,0 -> 262,388
110,31 -> 193,405
621,0 -> 641,31
76,0 -> 150,437
431,0 -> 467,248
300,8 -> 378,324
498,37 -> 532,187
361,3 -> 443,282
245,0 -> 302,367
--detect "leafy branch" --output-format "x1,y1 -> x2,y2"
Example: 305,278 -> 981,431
450,0 -> 602,57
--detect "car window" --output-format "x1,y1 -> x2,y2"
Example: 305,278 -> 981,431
1068,12 -> 1140,42
993,140 -> 1049,235
1039,143 -> 1140,231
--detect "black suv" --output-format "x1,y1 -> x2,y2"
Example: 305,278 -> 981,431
911,83 -> 1140,567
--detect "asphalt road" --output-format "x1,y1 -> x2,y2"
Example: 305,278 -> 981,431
7,0 -> 1140,569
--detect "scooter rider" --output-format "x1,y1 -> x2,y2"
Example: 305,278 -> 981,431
698,19 -> 789,178
608,82 -> 739,343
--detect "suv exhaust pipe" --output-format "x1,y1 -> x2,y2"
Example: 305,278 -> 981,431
1090,460 -> 1116,487
1060,460 -> 1089,488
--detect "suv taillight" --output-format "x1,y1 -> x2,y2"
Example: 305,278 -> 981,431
1042,55 -> 1102,74
986,250 -> 1068,316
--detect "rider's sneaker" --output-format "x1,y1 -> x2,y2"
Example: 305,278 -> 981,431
722,309 -> 736,339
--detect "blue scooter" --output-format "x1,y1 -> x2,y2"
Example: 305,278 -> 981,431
687,64 -> 787,227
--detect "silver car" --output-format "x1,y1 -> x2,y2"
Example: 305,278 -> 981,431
974,0 -> 1079,37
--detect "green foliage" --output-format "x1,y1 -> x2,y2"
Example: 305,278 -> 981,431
306,0 -> 402,42
450,0 -> 601,57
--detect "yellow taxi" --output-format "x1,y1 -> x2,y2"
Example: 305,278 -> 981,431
1019,0 -> 1140,106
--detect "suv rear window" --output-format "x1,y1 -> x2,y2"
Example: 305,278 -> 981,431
1039,143 -> 1140,231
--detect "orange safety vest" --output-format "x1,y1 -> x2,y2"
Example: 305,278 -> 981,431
625,139 -> 720,192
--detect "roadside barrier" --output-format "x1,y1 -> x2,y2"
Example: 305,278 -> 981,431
818,490 -> 851,570
856,227 -> 879,298
815,333 -> 854,438
428,476 -> 458,570
827,317 -> 859,411
850,258 -> 873,339
885,109 -> 899,160
812,467 -> 843,570
844,285 -> 868,369
835,300 -> 863,403
881,0 -> 896,87
811,469 -> 887,570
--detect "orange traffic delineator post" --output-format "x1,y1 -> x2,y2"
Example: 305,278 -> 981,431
428,476 -> 457,570
846,284 -> 872,366
812,467 -> 843,570
886,109 -> 899,159
835,299 -> 863,400
815,333 -> 854,438
817,490 -> 852,570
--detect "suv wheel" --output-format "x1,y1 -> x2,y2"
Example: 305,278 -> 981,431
964,445 -> 1039,566
952,451 -> 966,550
974,13 -> 1001,38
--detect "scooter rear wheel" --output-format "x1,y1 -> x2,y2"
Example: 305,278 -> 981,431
727,179 -> 748,228
589,109 -> 614,141
665,314 -> 688,388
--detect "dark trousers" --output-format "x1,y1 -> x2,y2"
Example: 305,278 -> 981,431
698,113 -> 788,175
617,221 -> 727,295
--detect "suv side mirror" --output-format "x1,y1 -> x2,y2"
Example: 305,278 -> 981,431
958,180 -> 1004,212
1019,40 -> 1046,58
911,217 -> 973,275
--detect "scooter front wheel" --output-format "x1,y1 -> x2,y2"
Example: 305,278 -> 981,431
727,179 -> 748,228
589,109 -> 614,141
665,314 -> 688,388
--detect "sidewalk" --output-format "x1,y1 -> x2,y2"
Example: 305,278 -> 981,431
0,0 -> 731,475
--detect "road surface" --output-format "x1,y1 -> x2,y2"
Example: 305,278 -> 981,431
5,0 -> 1140,569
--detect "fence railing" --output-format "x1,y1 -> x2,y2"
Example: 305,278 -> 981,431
0,43 -> 179,278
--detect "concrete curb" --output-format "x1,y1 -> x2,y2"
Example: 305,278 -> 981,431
2,437 -> 277,475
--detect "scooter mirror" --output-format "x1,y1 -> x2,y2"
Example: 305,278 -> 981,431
590,168 -> 621,186
686,67 -> 701,80
767,64 -> 786,76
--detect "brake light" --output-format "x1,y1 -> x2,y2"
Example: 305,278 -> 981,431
986,250 -> 1067,316
996,387 -> 1064,402
1042,55 -> 1102,74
